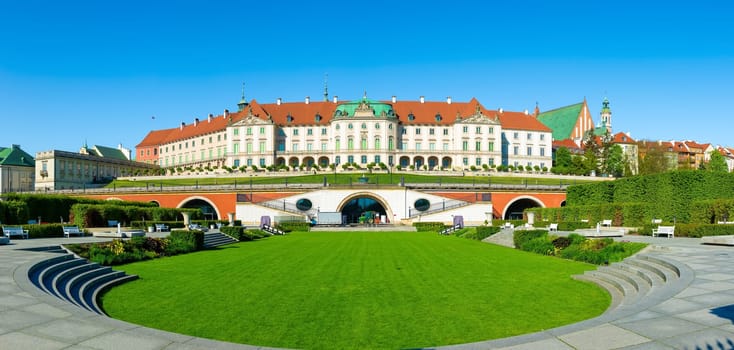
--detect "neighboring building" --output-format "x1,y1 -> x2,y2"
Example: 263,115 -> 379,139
35,144 -> 156,191
536,98 -> 595,144
139,93 -> 554,172
637,140 -> 680,171
0,144 -> 35,194
136,128 -> 175,165
717,146 -> 734,172
610,132 -> 639,175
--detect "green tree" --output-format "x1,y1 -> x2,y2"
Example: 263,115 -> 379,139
707,150 -> 729,172
582,131 -> 600,175
638,147 -> 672,175
603,144 -> 625,177
555,147 -> 572,168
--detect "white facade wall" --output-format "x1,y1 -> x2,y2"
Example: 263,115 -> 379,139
502,129 -> 552,170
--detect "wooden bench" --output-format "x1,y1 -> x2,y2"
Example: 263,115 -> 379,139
548,223 -> 558,231
62,225 -> 83,238
155,223 -> 169,232
652,225 -> 675,238
601,219 -> 612,227
2,226 -> 29,239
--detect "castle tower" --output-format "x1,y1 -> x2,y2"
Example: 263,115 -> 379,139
600,97 -> 612,134
237,83 -> 248,112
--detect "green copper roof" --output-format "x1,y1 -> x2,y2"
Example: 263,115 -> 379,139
593,126 -> 608,136
0,145 -> 34,167
334,98 -> 395,118
92,145 -> 128,160
537,103 -> 583,140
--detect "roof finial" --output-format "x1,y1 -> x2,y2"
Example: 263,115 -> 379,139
363,90 -> 367,100
237,82 -> 248,112
323,73 -> 329,102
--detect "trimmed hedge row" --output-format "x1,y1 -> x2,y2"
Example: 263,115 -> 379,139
634,223 -> 734,237
413,222 -> 447,232
492,219 -> 525,227
1,193 -> 156,224
276,222 -> 311,232
219,226 -> 270,241
460,226 -> 501,240
513,230 -> 647,265
168,230 -> 205,253
70,203 -> 198,228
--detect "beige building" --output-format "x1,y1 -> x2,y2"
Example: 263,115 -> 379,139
35,144 -> 156,191
0,144 -> 35,194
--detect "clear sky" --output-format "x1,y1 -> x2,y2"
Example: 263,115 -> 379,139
1,1 -> 732,157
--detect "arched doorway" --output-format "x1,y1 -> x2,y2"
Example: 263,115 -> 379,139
318,156 -> 330,167
428,156 -> 438,170
399,156 -> 410,168
303,157 -> 315,168
338,195 -> 389,224
179,198 -> 219,220
503,197 -> 544,220
289,157 -> 299,168
276,157 -> 286,166
442,156 -> 452,169
414,156 -> 424,169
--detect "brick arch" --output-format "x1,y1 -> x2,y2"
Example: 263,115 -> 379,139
335,191 -> 395,223
501,195 -> 545,220
176,196 -> 223,220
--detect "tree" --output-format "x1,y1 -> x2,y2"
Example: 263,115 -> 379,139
603,144 -> 625,177
707,150 -> 729,172
554,146 -> 572,174
638,147 -> 672,175
582,131 -> 600,175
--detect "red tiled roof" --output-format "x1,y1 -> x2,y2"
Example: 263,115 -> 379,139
494,110 -> 552,132
612,132 -> 636,144
553,139 -> 581,150
256,100 -> 337,126
391,98 -> 485,125
160,111 -> 245,144
136,128 -> 176,147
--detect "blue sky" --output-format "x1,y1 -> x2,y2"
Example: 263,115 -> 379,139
1,1 -> 732,157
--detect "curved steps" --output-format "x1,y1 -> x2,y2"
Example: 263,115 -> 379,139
574,253 -> 684,314
27,254 -> 137,316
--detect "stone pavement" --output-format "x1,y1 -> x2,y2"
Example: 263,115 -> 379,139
2,235 -> 734,349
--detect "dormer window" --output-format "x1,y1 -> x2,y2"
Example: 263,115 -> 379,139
287,114 -> 294,123
361,123 -> 367,129
408,113 -> 415,121
335,110 -> 343,117
435,113 -> 442,122
315,113 -> 322,122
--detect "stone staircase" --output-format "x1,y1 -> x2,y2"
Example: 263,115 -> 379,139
574,253 -> 686,315
203,232 -> 239,248
27,251 -> 138,316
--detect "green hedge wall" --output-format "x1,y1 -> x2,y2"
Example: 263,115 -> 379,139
0,200 -> 30,225
276,222 -> 311,232
1,193 -> 157,224
71,203 -> 197,228
413,222 -> 447,232
168,230 -> 204,252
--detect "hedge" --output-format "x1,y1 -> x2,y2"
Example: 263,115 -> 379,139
71,203 -> 197,228
24,224 -> 66,238
1,193 -> 156,224
634,223 -> 734,238
411,222 -> 446,232
168,230 -> 205,253
492,219 -> 525,227
460,226 -> 501,240
276,222 -> 311,232
0,200 -> 30,225
513,230 -> 548,250
129,221 -> 186,230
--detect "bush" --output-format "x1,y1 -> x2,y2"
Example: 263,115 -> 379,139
220,226 -> 245,240
474,226 -> 501,240
413,222 -> 447,232
24,224 -> 65,238
513,230 -> 548,249
492,219 -> 525,227
276,222 -> 311,232
1,200 -> 30,224
167,230 -> 204,254
521,237 -> 556,255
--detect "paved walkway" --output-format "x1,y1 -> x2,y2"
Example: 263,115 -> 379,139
2,235 -> 734,349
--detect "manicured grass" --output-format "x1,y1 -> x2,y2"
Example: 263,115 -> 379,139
101,232 -> 609,349
107,173 -> 594,188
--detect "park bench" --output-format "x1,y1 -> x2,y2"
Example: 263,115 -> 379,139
652,225 -> 675,238
601,219 -> 612,227
155,223 -> 169,232
62,225 -> 83,238
548,223 -> 558,231
2,226 -> 29,239
502,222 -> 514,229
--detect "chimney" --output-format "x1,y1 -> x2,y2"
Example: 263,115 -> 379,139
305,96 -> 310,104
180,122 -> 185,130
446,96 -> 452,104
333,95 -> 338,103
276,97 -> 282,105
524,109 -> 529,115
498,107 -> 503,114
224,109 -> 229,118
208,113 -> 213,123
194,118 -> 199,126
420,96 -> 425,104
391,95 -> 397,103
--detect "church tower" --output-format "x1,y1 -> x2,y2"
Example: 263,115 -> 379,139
600,97 -> 612,134
237,83 -> 248,112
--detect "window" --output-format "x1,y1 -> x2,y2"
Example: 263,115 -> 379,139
192,140 -> 195,147
361,138 -> 367,150
416,128 -> 421,135
540,148 -> 545,157
348,138 -> 354,150
260,158 -> 266,166
259,141 -> 265,152
429,128 -> 435,135
247,143 -> 253,154
218,135 -> 221,141
322,143 -> 327,151
140,150 -> 144,156
361,155 -> 367,164
408,113 -> 415,121
209,136 -> 213,143
335,139 -> 340,151
277,141 -> 285,151
348,123 -> 353,129
234,128 -> 239,136
527,146 -> 532,156
488,158 -> 494,166
348,155 -> 354,163
527,133 -> 532,140
336,124 -> 340,130
321,128 -> 327,135
416,142 -> 422,151
388,137 -> 394,150
401,142 -> 408,150
489,127 -> 494,134
307,143 -> 313,151
540,134 -> 545,141
388,155 -> 394,166
246,158 -> 253,166
476,126 -> 482,134
375,138 -> 381,150
292,143 -> 299,152
233,159 -> 240,167
463,126 -> 468,133
476,141 -> 481,151
375,123 -> 380,129
443,128 -> 449,135
540,162 -> 546,169
293,129 -> 299,136
200,150 -> 205,160
488,143 -> 494,152
476,158 -> 481,166
209,149 -> 213,159
443,143 -> 449,151
429,143 -> 435,151
463,157 -> 469,165
513,146 -> 519,155
462,141 -> 468,151
374,155 -> 381,164
246,127 -> 252,135
361,123 -> 367,129
178,144 -> 182,150
402,128 -> 407,135
513,132 -> 519,139
260,127 -> 265,135
335,156 -> 341,164
388,123 -> 393,129
233,144 -> 240,154
307,128 -> 313,135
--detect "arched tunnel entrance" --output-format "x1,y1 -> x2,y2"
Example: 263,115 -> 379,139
340,196 -> 388,224
503,198 -> 543,220
180,199 -> 219,220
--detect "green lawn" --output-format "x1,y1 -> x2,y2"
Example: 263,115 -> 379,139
107,173 -> 594,188
101,232 -> 609,349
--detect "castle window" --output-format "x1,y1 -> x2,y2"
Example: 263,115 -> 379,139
408,113 -> 415,121
435,113 -> 442,122
315,113 -> 322,122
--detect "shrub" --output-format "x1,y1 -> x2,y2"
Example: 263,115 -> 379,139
276,222 -> 311,232
521,236 -> 556,255
1,200 -> 30,224
167,230 -> 204,254
413,222 -> 447,232
475,226 -> 501,240
552,236 -> 572,250
220,226 -> 245,240
24,224 -> 65,238
513,229 -> 548,249
492,219 -> 525,227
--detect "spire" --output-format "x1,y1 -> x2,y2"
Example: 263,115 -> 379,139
323,73 -> 329,102
600,96 -> 612,134
237,82 -> 248,112
534,102 -> 540,116
363,90 -> 367,100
